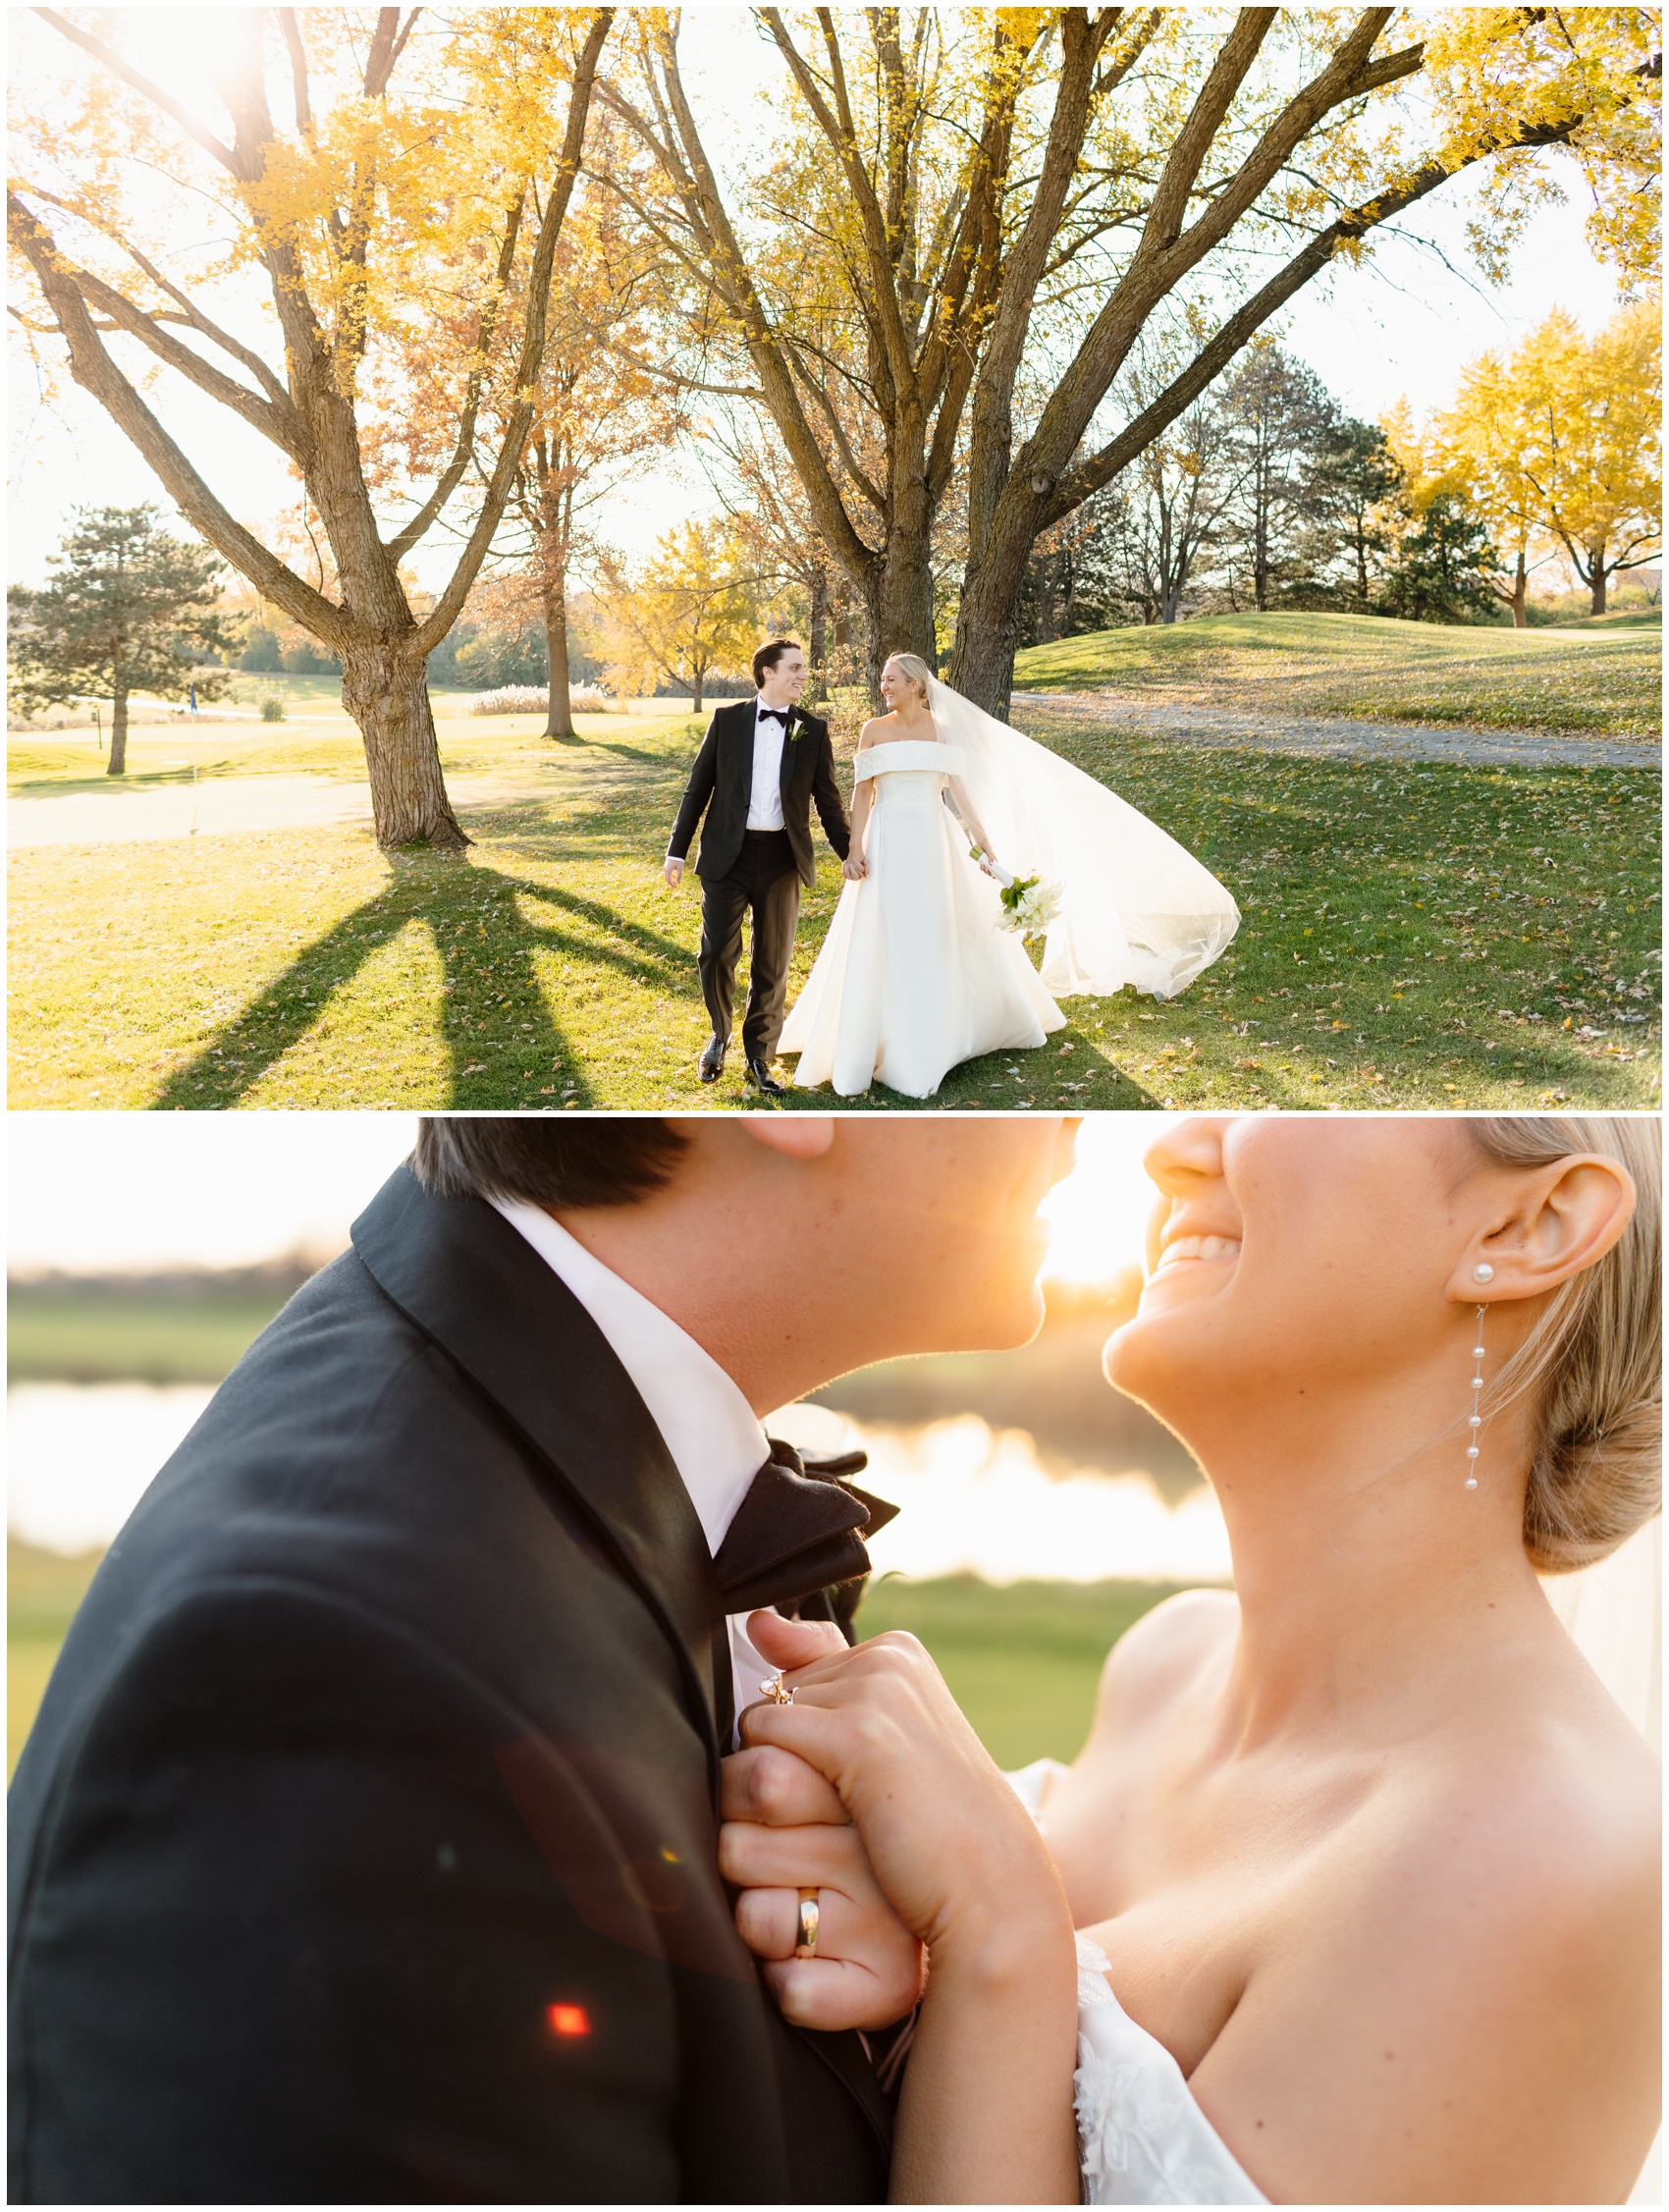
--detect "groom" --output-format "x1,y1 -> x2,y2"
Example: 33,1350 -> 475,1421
665,638 -> 850,1096
9,1114 -> 1075,2203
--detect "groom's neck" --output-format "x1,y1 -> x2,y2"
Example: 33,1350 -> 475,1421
551,1181 -> 873,1415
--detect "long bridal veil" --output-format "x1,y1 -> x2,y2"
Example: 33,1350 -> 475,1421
927,676 -> 1239,999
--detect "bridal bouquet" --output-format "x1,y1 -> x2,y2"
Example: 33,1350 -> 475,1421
996,872 -> 1061,941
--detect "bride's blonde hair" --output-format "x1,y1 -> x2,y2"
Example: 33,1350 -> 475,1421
887,652 -> 934,707
1470,1116 -> 1660,1572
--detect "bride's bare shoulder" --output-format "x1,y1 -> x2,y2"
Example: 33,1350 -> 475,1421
1090,1587 -> 1238,1741
856,715 -> 891,749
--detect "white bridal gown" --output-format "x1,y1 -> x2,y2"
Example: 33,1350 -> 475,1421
781,681 -> 1239,1099
780,739 -> 1064,1099
1006,1764 -> 1266,2205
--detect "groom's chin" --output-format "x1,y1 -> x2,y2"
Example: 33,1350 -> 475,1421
961,1272 -> 1048,1353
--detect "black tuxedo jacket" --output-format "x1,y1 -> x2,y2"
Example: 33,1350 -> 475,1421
668,700 -> 850,890
7,1167 -> 891,2204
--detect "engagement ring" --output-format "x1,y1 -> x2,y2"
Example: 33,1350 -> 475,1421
759,1672 -> 795,1706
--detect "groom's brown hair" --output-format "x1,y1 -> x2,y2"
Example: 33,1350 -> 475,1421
414,1117 -> 689,1210
752,637 -> 801,687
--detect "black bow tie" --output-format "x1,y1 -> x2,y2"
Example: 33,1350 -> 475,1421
713,1438 -> 898,1632
757,706 -> 788,726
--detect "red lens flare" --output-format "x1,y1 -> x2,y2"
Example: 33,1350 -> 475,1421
547,2003 -> 590,2037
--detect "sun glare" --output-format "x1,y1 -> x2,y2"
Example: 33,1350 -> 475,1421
1039,1115 -> 1175,1286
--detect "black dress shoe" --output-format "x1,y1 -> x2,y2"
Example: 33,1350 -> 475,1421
698,1036 -> 727,1083
745,1056 -> 786,1098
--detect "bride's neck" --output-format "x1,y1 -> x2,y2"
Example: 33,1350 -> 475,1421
1196,1382 -> 1550,1746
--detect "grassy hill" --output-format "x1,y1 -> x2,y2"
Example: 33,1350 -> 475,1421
1013,610 -> 1660,740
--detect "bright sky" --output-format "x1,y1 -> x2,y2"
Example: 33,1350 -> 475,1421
5,9 -> 1627,590
6,1111 -> 1172,1281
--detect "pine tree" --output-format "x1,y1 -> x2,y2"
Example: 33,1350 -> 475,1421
1379,495 -> 1500,624
1310,421 -> 1405,610
7,507 -> 242,775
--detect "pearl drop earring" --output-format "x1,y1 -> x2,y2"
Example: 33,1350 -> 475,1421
1465,1304 -> 1486,1489
1472,1263 -> 1494,1283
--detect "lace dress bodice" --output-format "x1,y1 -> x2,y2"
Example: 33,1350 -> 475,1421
1074,1934 -> 1266,2205
1007,1760 -> 1266,2206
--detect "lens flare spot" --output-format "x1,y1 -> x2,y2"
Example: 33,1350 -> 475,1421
547,2003 -> 590,2037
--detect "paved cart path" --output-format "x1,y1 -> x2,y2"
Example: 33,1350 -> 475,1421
1013,691 -> 1659,770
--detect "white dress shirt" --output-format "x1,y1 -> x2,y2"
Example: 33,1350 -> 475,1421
490,1195 -> 775,1739
746,698 -> 788,831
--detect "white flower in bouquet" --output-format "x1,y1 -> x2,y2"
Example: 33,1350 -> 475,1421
996,872 -> 1062,940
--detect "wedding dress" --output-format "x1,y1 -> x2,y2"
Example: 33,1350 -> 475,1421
779,738 -> 1064,1099
1006,1524 -> 1666,2205
1007,1761 -> 1266,2205
780,681 -> 1239,1099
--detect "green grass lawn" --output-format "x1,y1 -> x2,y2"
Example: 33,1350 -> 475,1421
8,1542 -> 103,1780
6,1538 -> 1177,1780
8,1293 -> 291,1382
9,617 -> 1660,1109
853,1573 -> 1185,1767
1014,609 -> 1662,738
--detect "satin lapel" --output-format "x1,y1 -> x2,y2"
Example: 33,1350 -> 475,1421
350,1165 -> 728,1785
779,708 -> 798,802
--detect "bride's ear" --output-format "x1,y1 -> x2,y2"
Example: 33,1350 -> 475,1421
737,1117 -> 836,1161
1448,1153 -> 1637,1305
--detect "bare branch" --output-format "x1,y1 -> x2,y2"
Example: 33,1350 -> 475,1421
279,9 -> 313,134
415,9 -> 615,655
33,8 -> 242,177
22,185 -> 295,410
8,189 -> 346,642
385,189 -> 524,561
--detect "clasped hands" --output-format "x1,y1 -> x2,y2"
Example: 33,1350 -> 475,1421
720,1611 -> 1067,2032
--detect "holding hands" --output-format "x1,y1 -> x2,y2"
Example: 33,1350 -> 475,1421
723,1609 -> 1071,2002
724,1612 -> 1080,2200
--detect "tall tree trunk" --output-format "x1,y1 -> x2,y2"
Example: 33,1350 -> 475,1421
1507,552 -> 1528,628
809,566 -> 829,703
860,541 -> 938,692
542,573 -> 575,741
340,646 -> 468,850
1355,524 -> 1371,609
1589,557 -> 1608,616
107,679 -> 128,777
691,668 -> 704,714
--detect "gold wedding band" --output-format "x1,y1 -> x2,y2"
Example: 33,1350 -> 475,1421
794,1888 -> 820,1957
759,1672 -> 795,1706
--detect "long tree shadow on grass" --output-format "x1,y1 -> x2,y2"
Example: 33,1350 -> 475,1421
149,861 -> 697,1110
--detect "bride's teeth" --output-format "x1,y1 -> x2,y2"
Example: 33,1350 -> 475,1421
1155,1234 -> 1240,1270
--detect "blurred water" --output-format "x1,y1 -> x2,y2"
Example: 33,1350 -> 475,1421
773,1404 -> 1231,1584
7,1383 -> 1226,1583
8,1383 -> 215,1553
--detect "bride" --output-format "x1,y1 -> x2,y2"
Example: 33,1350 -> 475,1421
780,655 -> 1239,1100
722,1114 -> 1662,2203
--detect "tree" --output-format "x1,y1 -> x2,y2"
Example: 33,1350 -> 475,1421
10,7 -> 612,846
1015,493 -> 1128,647
1101,390 -> 1242,624
598,8 -> 1658,713
7,505 -> 242,774
1505,303 -> 1660,615
1309,419 -> 1406,611
481,148 -> 681,741
1216,341 -> 1337,611
1379,492 -> 1500,623
598,518 -> 759,711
